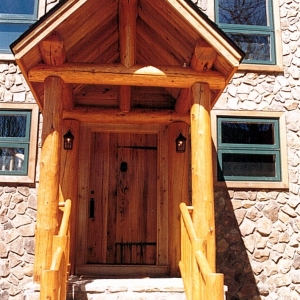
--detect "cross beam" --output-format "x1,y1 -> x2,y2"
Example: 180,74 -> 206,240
28,63 -> 226,89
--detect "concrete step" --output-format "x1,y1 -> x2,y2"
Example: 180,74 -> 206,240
67,277 -> 187,300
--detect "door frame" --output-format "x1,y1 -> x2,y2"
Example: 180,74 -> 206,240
75,123 -> 169,276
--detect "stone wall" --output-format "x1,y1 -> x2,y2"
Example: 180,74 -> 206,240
0,187 -> 37,300
0,64 -> 40,300
0,2 -> 59,299
213,0 -> 300,299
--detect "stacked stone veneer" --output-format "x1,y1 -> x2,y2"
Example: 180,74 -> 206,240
0,2 -> 58,300
213,0 -> 300,299
0,187 -> 37,300
0,62 -> 41,300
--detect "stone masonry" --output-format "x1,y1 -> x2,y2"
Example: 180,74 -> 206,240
0,2 -> 59,300
212,0 -> 300,299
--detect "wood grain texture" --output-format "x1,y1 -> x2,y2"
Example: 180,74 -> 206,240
168,122 -> 190,276
60,119 -> 80,274
39,32 -> 66,66
190,82 -> 216,272
28,63 -> 226,89
34,76 -> 64,282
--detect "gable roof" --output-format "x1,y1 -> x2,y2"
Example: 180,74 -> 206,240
11,0 -> 244,113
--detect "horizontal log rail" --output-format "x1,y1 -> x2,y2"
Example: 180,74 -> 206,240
28,63 -> 226,90
40,199 -> 71,300
63,107 -> 190,125
179,202 -> 224,300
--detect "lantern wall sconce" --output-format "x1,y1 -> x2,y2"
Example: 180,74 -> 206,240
63,129 -> 74,150
176,132 -> 187,153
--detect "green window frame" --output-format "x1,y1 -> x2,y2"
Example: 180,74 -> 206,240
0,0 -> 39,54
0,110 -> 32,176
215,0 -> 276,65
217,116 -> 281,182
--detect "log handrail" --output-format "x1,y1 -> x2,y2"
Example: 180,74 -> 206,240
179,202 -> 224,300
40,199 -> 71,300
58,200 -> 72,236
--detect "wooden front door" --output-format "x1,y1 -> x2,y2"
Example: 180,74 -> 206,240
87,132 -> 157,265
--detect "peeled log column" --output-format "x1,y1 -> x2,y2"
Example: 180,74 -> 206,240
190,82 -> 216,271
34,76 -> 64,283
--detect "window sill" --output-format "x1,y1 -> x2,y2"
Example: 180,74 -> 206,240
238,62 -> 284,72
0,53 -> 15,61
0,175 -> 36,184
214,180 -> 289,190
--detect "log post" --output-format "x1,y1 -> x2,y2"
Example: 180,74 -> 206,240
33,76 -> 64,283
190,82 -> 216,271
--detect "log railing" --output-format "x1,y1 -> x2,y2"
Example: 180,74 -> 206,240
40,199 -> 71,300
179,202 -> 224,300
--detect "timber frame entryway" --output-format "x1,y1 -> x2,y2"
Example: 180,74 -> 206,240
11,0 -> 244,287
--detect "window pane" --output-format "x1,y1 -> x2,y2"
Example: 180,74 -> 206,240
0,114 -> 27,138
221,120 -> 275,145
0,147 -> 25,172
222,153 -> 276,177
0,0 -> 35,15
0,23 -> 33,53
227,33 -> 271,62
218,0 -> 268,26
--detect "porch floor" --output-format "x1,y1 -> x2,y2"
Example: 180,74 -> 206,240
67,276 -> 186,300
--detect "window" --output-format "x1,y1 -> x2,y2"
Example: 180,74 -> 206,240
0,0 -> 39,54
0,104 -> 39,183
215,0 -> 279,66
211,111 -> 288,189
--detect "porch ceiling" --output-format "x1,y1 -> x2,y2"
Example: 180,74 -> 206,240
11,0 -> 244,116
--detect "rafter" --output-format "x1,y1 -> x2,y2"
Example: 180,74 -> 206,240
28,63 -> 226,90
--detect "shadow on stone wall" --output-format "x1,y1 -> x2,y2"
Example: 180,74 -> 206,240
215,189 -> 261,300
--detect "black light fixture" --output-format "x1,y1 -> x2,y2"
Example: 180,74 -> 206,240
63,129 -> 74,150
176,132 -> 187,153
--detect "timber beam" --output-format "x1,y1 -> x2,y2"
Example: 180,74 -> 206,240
175,39 -> 218,113
39,31 -> 66,66
118,0 -> 138,112
63,107 -> 190,125
28,63 -> 226,90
